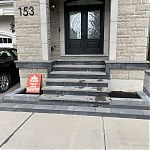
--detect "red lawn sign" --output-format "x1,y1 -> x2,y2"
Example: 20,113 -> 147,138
26,74 -> 42,94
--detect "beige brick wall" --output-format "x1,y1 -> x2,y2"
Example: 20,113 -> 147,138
14,0 -> 42,61
19,69 -> 47,87
14,0 -> 47,88
109,69 -> 145,92
110,69 -> 145,80
117,0 -> 150,61
19,69 -> 47,78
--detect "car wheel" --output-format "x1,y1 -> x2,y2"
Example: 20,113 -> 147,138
0,73 -> 10,93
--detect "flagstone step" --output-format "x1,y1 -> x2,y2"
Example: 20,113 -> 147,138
46,78 -> 108,87
55,60 -> 105,65
46,60 -> 108,106
56,56 -> 108,61
54,65 -> 105,68
49,71 -> 107,79
42,86 -> 109,96
0,102 -> 149,120
3,94 -> 150,110
53,65 -> 105,71
38,95 -> 150,110
39,94 -> 109,103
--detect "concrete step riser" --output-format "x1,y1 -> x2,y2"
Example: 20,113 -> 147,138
48,74 -> 107,79
53,67 -> 105,72
46,82 -> 108,87
55,61 -> 105,65
43,90 -> 109,97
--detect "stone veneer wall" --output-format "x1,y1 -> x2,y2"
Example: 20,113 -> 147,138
117,0 -> 149,61
14,0 -> 42,61
19,68 -> 47,87
110,70 -> 145,80
14,0 -> 47,87
109,69 -> 145,92
109,0 -> 150,92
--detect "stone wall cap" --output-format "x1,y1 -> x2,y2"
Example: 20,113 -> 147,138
105,61 -> 150,64
15,60 -> 55,64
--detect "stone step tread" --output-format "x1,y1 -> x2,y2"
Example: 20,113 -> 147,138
46,78 -> 108,84
0,103 -> 149,119
50,71 -> 106,75
42,86 -> 108,92
39,94 -> 108,102
2,94 -> 150,110
110,98 -> 143,101
53,65 -> 105,68
56,59 -> 106,62
4,96 -> 149,108
39,95 -> 150,108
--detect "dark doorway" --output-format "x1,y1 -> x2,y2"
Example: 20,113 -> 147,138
65,2 -> 104,55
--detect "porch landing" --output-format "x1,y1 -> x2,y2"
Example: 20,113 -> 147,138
52,56 -> 109,61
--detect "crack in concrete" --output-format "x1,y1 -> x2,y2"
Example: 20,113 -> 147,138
0,112 -> 34,148
102,116 -> 107,150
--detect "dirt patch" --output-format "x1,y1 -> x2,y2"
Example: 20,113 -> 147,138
95,96 -> 107,102
96,87 -> 102,91
97,79 -> 103,82
79,80 -> 86,83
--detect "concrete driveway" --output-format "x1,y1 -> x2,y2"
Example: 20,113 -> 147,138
0,111 -> 149,150
0,83 -> 20,101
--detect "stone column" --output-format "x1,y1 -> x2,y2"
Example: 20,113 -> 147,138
109,0 -> 118,60
14,0 -> 50,87
40,0 -> 50,61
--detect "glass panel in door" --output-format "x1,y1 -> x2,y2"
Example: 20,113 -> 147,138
69,11 -> 81,39
88,10 -> 100,39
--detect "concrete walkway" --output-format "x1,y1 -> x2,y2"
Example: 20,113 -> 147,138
0,111 -> 149,149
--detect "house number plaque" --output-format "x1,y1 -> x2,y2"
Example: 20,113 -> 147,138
18,6 -> 34,16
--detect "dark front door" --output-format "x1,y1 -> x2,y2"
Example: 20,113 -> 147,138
65,5 -> 104,55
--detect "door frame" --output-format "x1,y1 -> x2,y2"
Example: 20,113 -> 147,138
64,3 -> 105,55
148,29 -> 150,61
